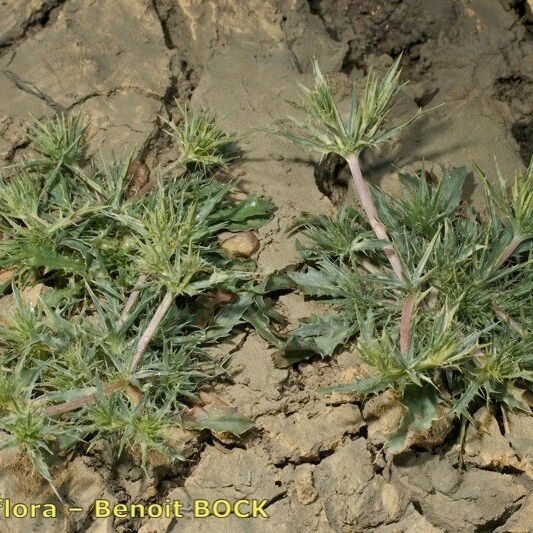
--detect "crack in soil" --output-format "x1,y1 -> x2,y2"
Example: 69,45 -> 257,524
493,73 -> 533,164
1,68 -> 65,112
137,57 -> 198,164
270,444 -> 344,469
66,86 -> 166,111
137,74 -> 178,163
0,0 -> 68,55
474,498 -> 524,532
134,0 -> 200,164
408,498 -> 444,530
307,0 -> 341,42
151,0 -> 175,50
510,0 -> 533,31
264,489 -> 288,509
4,138 -> 31,164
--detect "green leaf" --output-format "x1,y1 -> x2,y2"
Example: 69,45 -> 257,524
0,112 -> 281,490
243,304 -> 285,349
492,383 -> 531,413
40,284 -> 81,307
289,265 -> 341,298
450,380 -> 481,422
251,273 -> 295,293
285,314 -> 354,361
25,243 -> 86,275
387,384 -> 439,452
438,167 -> 468,214
183,406 -> 254,436
209,195 -> 275,231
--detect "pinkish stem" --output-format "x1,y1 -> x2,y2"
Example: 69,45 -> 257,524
129,291 -> 175,371
360,258 -> 382,275
43,291 -> 175,417
399,294 -> 416,354
345,153 -> 404,281
42,382 -> 124,417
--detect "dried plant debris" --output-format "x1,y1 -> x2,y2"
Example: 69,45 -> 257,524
0,109 -> 278,490
276,59 -> 533,452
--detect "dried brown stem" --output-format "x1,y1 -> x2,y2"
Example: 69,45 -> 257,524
346,153 -> 404,281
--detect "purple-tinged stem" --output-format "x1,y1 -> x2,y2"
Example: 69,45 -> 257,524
360,258 -> 382,275
399,294 -> 416,354
42,382 -> 124,417
345,153 -> 404,281
130,290 -> 175,371
43,291 -> 175,417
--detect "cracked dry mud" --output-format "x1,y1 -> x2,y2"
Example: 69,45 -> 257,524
0,1 -> 532,532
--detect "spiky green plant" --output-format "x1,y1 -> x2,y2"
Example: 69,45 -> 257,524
276,58 -> 532,449
0,112 -> 278,490
162,104 -> 237,170
277,57 -> 423,280
284,162 -> 532,450
27,114 -> 86,170
478,161 -> 533,268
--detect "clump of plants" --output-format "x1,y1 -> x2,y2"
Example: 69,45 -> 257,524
0,109 -> 280,489
276,58 -> 533,449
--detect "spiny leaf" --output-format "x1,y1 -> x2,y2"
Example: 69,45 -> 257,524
183,401 -> 254,436
387,384 -> 439,451
285,314 -> 354,361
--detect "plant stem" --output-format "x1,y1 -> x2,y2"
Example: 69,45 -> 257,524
42,382 -> 124,417
399,293 -> 416,354
458,416 -> 467,469
495,234 -> 523,269
345,153 -> 404,281
43,291 -> 175,417
360,258 -> 382,275
118,273 -> 147,327
40,146 -> 174,418
69,163 -> 105,197
492,304 -> 525,336
130,290 -> 175,371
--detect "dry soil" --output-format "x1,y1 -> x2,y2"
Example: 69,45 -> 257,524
0,1 -> 532,532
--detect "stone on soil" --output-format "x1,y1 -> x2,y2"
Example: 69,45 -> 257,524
505,408 -> 533,476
